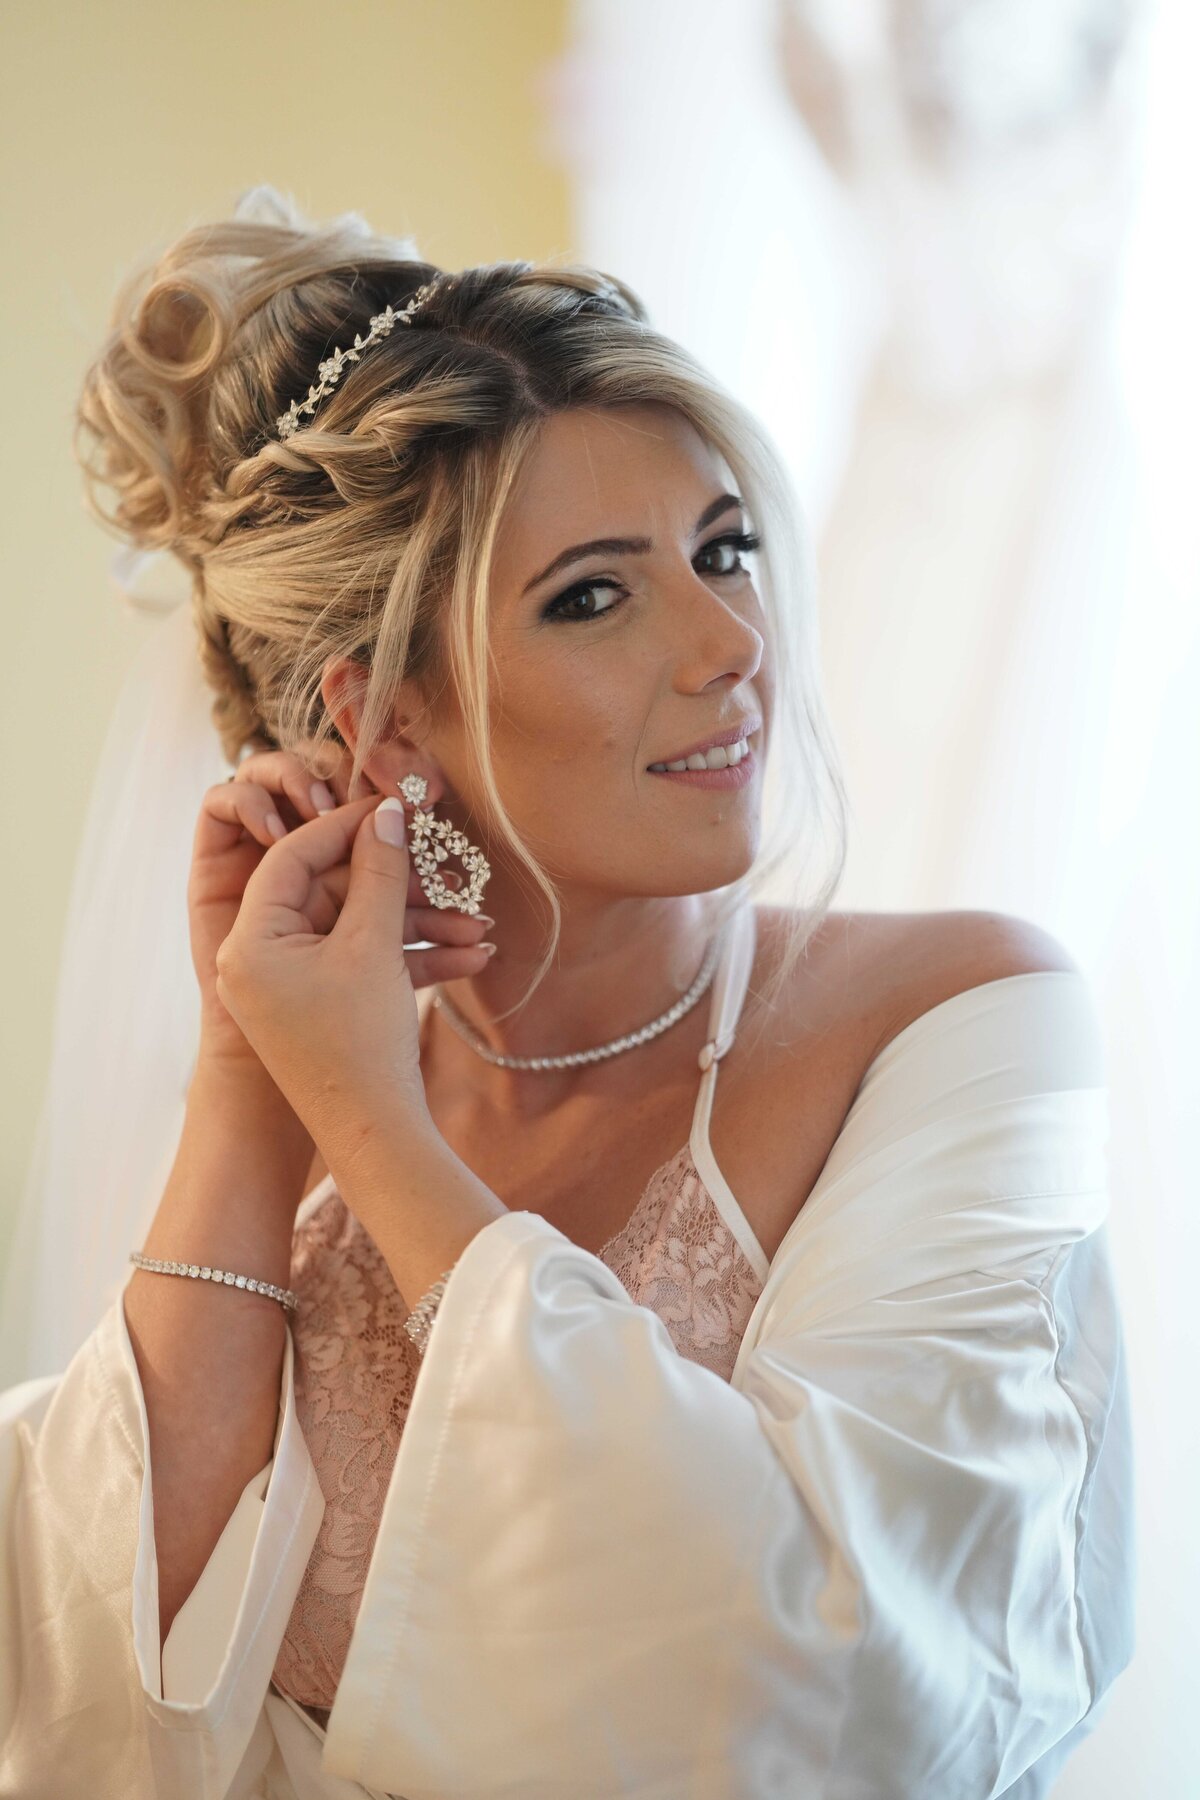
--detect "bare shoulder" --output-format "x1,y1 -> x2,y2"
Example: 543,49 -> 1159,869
753,905 -> 1078,1060
716,907 -> 1080,1263
808,907 -> 1078,1061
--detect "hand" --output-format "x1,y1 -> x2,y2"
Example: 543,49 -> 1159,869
187,747 -> 358,1070
210,790 -> 493,1166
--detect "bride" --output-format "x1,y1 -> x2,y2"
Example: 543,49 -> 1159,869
0,186 -> 1133,1799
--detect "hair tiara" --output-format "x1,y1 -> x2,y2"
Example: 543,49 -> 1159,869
274,275 -> 444,442
273,267 -> 633,442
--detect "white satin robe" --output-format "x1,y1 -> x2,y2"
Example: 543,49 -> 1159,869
0,970 -> 1135,1798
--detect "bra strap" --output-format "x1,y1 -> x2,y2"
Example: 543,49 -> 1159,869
696,903 -> 757,1073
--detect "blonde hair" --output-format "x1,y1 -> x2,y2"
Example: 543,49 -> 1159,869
74,184 -> 849,1038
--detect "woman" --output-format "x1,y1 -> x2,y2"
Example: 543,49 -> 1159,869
0,188 -> 1133,1798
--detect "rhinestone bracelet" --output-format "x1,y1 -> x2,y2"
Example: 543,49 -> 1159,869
403,1267 -> 456,1356
129,1251 -> 298,1313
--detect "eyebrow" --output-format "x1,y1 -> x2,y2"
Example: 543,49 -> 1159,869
520,493 -> 746,597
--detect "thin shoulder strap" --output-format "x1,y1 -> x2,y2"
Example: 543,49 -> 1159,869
696,900 -> 757,1075
688,901 -> 767,1278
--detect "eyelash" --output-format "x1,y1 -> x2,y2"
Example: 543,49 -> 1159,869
541,530 -> 764,625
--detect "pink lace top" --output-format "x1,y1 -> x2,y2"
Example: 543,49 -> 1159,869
270,904 -> 765,1726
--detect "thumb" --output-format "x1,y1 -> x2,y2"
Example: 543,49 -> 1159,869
336,795 -> 412,940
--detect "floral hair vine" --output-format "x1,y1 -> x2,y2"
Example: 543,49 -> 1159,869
273,276 -> 444,441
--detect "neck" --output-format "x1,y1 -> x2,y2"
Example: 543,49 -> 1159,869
419,894 -> 727,1113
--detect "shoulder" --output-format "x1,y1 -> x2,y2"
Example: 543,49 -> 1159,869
724,908 -> 1090,1264
861,909 -> 1079,1058
754,905 -> 1080,1065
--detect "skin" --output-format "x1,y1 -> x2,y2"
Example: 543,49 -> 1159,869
321,401 -> 774,1130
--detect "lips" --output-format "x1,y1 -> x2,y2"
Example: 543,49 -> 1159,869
647,719 -> 760,770
646,737 -> 757,787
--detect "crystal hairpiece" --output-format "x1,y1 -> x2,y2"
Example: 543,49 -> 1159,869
274,277 -> 443,441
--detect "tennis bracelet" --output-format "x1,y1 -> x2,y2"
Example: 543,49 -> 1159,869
128,1250 -> 456,1356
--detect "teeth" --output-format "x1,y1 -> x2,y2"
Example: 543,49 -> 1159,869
649,733 -> 751,774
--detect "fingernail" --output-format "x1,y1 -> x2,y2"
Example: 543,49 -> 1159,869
480,941 -> 498,956
311,781 -> 336,813
444,870 -> 463,890
266,812 -> 286,840
474,914 -> 496,928
374,797 -> 407,845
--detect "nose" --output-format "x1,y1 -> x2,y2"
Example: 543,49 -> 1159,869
665,567 -> 763,686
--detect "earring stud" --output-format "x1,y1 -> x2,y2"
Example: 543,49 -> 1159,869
398,772 -> 491,917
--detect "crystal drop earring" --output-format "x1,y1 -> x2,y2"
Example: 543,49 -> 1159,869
397,772 -> 492,917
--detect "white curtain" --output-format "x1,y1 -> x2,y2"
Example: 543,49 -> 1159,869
549,0 -> 1197,1790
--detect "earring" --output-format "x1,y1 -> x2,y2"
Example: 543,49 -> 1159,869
397,772 -> 491,917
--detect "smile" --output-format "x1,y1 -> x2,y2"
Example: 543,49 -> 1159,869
647,730 -> 758,789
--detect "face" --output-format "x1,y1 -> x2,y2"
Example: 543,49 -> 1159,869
399,403 -> 772,919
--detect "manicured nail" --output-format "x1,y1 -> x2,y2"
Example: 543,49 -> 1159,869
266,812 -> 286,840
474,914 -> 496,928
374,797 -> 407,845
311,781 -> 336,813
480,941 -> 497,956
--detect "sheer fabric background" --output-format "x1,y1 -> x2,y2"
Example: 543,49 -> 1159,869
0,556 -> 228,1389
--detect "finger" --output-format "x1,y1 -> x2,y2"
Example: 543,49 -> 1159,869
233,751 -> 428,825
330,795 -> 413,943
312,866 -> 477,934
405,903 -> 490,945
228,751 -> 338,827
241,793 -> 386,925
198,774 -> 302,854
220,763 -> 437,863
405,940 -> 496,985
304,743 -> 360,806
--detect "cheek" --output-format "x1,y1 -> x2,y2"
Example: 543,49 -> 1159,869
492,713 -> 635,845
498,668 -> 632,761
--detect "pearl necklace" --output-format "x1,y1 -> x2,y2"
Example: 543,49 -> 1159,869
429,925 -> 726,1070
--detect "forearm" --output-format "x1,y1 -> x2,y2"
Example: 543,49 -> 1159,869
122,1056 -> 315,1652
329,1119 -> 509,1315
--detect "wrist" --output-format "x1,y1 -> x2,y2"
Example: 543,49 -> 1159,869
327,1117 -> 507,1271
134,1066 -> 316,1298
305,1086 -> 437,1188
191,1034 -> 302,1110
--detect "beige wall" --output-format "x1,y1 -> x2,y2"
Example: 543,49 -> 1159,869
0,0 -> 570,1271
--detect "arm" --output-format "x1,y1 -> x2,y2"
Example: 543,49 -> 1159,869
0,1055 -> 327,1799
121,1056 -> 313,1653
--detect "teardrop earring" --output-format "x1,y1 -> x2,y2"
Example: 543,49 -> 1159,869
397,772 -> 491,917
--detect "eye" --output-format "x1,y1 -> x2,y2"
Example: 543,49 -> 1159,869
697,530 -> 762,578
540,576 -> 627,626
541,530 -> 763,625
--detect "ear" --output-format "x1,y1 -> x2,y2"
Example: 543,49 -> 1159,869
319,655 -> 369,753
319,655 -> 447,806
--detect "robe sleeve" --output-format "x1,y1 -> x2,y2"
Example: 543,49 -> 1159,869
314,969 -> 1136,1800
0,1284 -> 324,1800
